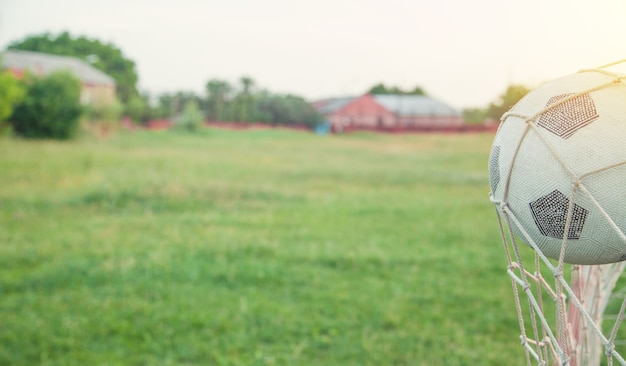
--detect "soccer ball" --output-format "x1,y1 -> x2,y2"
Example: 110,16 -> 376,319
489,69 -> 626,265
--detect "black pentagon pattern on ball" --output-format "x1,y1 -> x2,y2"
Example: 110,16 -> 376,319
489,145 -> 501,194
529,189 -> 588,239
537,93 -> 599,139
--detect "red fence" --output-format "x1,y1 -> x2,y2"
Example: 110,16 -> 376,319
142,119 -> 498,134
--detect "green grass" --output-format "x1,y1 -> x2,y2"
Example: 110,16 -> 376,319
0,129 -> 532,365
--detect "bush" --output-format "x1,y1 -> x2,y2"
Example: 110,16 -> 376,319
84,99 -> 123,123
0,71 -> 26,136
124,94 -> 146,124
0,71 -> 26,121
83,99 -> 124,138
10,71 -> 82,139
175,101 -> 204,132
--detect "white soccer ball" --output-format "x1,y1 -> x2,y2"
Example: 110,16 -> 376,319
489,69 -> 626,265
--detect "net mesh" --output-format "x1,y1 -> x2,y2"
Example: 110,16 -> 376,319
491,60 -> 626,366
495,206 -> 626,365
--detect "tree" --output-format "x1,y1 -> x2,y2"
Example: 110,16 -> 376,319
232,76 -> 255,122
409,85 -> 427,95
156,91 -> 202,120
125,91 -> 169,123
0,71 -> 26,121
368,83 -> 389,95
205,79 -> 232,121
124,94 -> 146,124
367,83 -> 426,95
462,107 -> 488,125
256,93 -> 324,127
486,84 -> 530,121
8,32 -> 139,104
10,71 -> 82,139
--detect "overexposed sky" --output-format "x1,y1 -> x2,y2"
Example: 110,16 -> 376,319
1,0 -> 624,109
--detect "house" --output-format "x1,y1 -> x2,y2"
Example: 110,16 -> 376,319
1,49 -> 117,106
313,93 -> 464,132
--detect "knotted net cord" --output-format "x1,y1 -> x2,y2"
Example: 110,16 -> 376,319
491,61 -> 626,366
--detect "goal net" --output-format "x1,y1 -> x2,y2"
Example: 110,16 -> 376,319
494,205 -> 626,365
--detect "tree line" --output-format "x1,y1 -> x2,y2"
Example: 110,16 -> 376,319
131,77 -> 324,128
134,80 -> 429,127
0,31 -> 530,139
1,32 -> 326,139
462,84 -> 530,124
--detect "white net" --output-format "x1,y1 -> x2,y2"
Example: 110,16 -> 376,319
495,207 -> 626,365
491,60 -> 626,366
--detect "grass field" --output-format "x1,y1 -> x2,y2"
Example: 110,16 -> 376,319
0,129 -> 543,365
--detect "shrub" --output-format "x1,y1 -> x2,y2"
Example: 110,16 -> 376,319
0,71 -> 26,121
84,99 -> 123,123
0,71 -> 26,136
10,71 -> 82,139
175,101 -> 204,132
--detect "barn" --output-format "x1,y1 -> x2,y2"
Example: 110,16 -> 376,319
313,93 -> 463,132
1,49 -> 117,106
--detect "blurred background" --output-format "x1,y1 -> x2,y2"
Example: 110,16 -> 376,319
1,0 -> 625,365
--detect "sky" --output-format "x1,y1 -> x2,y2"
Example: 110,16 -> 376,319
1,0 -> 625,109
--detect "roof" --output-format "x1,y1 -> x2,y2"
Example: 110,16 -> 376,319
313,94 -> 460,117
1,49 -> 116,86
312,97 -> 355,114
373,94 -> 460,117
